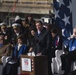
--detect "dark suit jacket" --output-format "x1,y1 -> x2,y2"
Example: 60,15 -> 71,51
11,30 -> 23,44
0,28 -> 12,44
34,27 -> 52,56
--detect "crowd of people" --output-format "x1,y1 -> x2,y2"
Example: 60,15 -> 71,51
0,14 -> 76,75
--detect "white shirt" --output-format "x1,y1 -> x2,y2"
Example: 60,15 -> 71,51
38,30 -> 41,35
16,33 -> 19,36
18,44 -> 22,51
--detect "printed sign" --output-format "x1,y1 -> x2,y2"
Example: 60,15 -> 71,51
21,58 -> 31,71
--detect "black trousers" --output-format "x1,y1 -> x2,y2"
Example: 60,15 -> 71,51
48,57 -> 53,75
2,62 -> 18,75
60,50 -> 76,75
69,70 -> 76,75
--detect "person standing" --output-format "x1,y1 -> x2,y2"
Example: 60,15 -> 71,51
33,21 -> 52,75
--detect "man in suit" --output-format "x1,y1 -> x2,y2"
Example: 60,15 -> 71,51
34,21 -> 52,55
33,21 -> 52,75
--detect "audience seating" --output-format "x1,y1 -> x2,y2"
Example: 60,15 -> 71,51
51,50 -> 64,74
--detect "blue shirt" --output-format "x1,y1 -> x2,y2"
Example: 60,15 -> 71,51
69,38 -> 76,51
0,44 -> 3,47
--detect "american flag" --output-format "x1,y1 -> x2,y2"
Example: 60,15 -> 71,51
53,0 -> 73,38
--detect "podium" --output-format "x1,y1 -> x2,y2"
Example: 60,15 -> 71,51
20,55 -> 48,75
